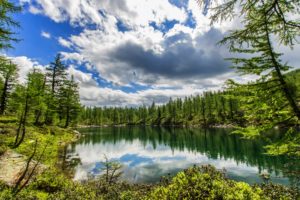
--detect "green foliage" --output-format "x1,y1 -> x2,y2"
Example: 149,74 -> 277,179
147,165 -> 299,200
0,53 -> 81,139
0,57 -> 18,115
31,169 -> 97,200
196,0 -> 300,156
260,183 -> 300,200
264,127 -> 300,156
147,165 -> 263,200
80,90 -> 242,127
100,156 -> 123,184
58,76 -> 81,128
0,0 -> 21,49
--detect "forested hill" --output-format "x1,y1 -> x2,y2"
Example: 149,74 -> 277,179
80,69 -> 300,127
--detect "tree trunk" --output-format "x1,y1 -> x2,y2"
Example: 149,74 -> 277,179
0,75 -> 9,115
14,92 -> 30,148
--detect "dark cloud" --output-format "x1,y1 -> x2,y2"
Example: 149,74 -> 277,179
110,28 -> 231,80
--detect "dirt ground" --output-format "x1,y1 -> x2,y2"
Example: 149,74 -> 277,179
0,150 -> 45,186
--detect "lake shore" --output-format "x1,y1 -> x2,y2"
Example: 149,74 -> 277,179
76,123 -> 236,129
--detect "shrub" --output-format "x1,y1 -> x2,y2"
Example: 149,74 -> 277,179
147,165 -> 295,200
260,183 -> 299,200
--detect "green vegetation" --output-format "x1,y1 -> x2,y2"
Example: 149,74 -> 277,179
0,0 -> 299,199
0,0 -> 21,49
148,165 -> 299,200
81,70 -> 299,128
80,90 -> 242,127
199,0 -> 300,156
0,54 -> 81,129
0,164 -> 298,200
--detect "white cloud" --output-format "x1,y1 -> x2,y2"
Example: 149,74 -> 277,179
41,31 -> 51,39
58,37 -> 72,48
22,0 -> 187,27
8,56 -> 46,83
19,0 -> 300,107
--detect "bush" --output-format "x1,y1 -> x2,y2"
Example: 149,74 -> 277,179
147,165 -> 297,200
260,183 -> 299,200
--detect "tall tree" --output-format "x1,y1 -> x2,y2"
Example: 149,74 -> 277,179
14,71 -> 37,148
0,57 -> 17,115
45,54 -> 67,124
59,76 -> 81,128
46,54 -> 67,94
197,0 -> 300,154
28,69 -> 47,125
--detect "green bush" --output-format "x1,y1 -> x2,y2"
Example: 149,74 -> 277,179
147,165 -> 297,200
260,183 -> 299,200
27,169 -> 96,200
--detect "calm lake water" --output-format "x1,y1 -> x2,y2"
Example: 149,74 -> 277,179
63,127 -> 299,186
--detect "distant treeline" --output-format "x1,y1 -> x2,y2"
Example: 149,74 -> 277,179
80,91 -> 241,126
80,69 -> 300,127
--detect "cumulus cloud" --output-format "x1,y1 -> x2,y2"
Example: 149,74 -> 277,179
21,0 -> 187,27
58,37 -> 72,48
9,56 -> 46,83
19,0 -> 300,107
111,29 -> 230,81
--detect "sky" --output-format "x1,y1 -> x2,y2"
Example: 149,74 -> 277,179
4,0 -> 300,107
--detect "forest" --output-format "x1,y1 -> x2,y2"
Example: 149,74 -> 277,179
0,0 -> 299,199
81,69 -> 300,128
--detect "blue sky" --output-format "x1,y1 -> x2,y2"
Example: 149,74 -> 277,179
6,0 -> 300,107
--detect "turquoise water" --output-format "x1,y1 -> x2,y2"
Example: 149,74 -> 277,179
64,127 -> 299,185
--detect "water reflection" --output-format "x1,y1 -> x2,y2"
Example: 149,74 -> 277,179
64,127 -> 299,185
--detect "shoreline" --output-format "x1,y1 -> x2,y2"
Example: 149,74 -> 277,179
76,123 -> 236,129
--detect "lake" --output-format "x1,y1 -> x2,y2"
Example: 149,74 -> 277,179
62,127 -> 299,186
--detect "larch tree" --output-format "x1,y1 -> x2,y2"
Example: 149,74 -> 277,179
197,0 -> 300,155
0,0 -> 20,114
14,71 -> 36,148
59,75 -> 81,128
45,54 -> 67,124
